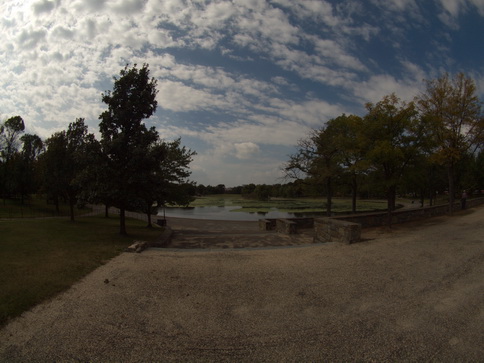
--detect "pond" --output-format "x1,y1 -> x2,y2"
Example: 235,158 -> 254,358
157,206 -> 325,221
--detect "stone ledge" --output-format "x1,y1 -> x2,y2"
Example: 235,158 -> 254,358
314,218 -> 361,244
125,227 -> 173,253
125,241 -> 148,253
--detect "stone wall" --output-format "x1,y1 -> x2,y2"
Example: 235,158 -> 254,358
259,218 -> 314,233
332,197 -> 484,228
314,218 -> 361,244
276,219 -> 297,234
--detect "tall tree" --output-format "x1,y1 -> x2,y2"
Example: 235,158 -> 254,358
99,64 -> 158,235
41,131 -> 68,214
362,94 -> 422,214
417,73 -> 483,213
41,118 -> 94,220
324,114 -> 366,213
14,134 -> 43,204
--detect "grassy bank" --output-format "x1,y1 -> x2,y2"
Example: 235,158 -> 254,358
0,216 -> 162,327
188,195 -> 389,214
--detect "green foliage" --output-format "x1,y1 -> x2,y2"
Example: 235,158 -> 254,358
417,72 -> 483,210
362,93 -> 421,211
285,73 -> 484,213
0,115 -> 25,163
40,118 -> 94,221
98,64 -> 195,232
1,116 -> 26,200
136,138 -> 196,226
99,64 -> 159,234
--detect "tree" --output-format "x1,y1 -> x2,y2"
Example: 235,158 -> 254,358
41,118 -> 94,221
137,138 -> 196,227
14,134 -> 43,204
324,114 -> 366,213
362,94 -> 422,214
0,116 -> 25,163
0,116 -> 25,200
99,64 -> 158,235
65,118 -> 97,220
417,73 -> 483,213
285,121 -> 342,216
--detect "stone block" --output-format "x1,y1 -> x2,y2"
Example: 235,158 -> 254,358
314,218 -> 361,244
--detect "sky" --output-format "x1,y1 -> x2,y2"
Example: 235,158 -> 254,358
1,0 -> 483,187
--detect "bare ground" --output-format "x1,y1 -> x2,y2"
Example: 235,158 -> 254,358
0,207 -> 483,362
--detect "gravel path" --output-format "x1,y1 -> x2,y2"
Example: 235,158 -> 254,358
0,208 -> 483,362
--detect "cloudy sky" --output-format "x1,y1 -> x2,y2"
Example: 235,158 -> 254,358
1,0 -> 483,186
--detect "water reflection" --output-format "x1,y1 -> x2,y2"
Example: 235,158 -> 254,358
158,206 -> 324,221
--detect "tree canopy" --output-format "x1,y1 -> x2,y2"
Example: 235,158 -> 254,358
417,73 -> 483,212
285,73 -> 483,215
1,64 -> 195,234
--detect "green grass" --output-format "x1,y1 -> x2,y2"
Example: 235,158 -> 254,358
187,195 -> 388,214
0,196 -> 92,219
0,216 -> 163,327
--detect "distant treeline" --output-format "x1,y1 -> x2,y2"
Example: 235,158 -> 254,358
194,182 -> 304,200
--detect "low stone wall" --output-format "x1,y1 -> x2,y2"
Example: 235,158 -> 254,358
259,218 -> 315,233
276,219 -> 297,234
333,197 -> 484,228
314,218 -> 361,244
259,219 -> 276,231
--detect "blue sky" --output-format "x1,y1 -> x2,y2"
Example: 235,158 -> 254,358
1,0 -> 483,187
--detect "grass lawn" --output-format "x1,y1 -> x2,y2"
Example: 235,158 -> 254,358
0,196 -> 92,219
0,216 -> 163,327
187,194 -> 389,213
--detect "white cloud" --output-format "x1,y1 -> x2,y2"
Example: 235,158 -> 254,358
352,74 -> 422,104
435,0 -> 484,27
0,0 -> 481,186
234,142 -> 260,159
17,28 -> 47,50
189,146 -> 286,186
157,80 -> 225,112
438,0 -> 466,17
32,0 -> 56,15
110,0 -> 147,15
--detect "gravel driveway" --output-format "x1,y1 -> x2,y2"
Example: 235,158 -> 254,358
1,208 -> 483,362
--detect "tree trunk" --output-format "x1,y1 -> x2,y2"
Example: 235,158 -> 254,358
429,189 -> 434,206
119,207 -> 127,235
386,185 -> 396,227
447,164 -> 455,214
326,176 -> 332,217
146,209 -> 152,228
69,198 -> 75,222
105,204 -> 109,218
54,196 -> 60,214
351,173 -> 357,214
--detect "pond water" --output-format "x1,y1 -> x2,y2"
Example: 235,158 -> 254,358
157,206 -> 324,221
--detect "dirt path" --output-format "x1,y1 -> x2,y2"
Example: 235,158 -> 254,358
0,207 -> 483,362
